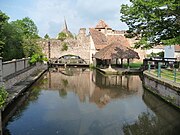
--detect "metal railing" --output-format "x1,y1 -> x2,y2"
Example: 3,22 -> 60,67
148,62 -> 180,83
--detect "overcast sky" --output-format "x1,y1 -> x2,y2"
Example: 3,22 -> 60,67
0,0 -> 130,38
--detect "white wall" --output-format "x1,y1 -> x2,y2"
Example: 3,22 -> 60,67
89,36 -> 97,64
164,45 -> 175,58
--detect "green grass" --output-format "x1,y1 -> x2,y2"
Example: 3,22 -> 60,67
152,69 -> 180,83
123,62 -> 143,68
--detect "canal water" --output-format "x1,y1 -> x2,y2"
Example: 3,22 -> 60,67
3,68 -> 180,135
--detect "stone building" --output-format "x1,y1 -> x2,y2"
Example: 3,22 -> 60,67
89,20 -> 145,64
40,19 -> 146,64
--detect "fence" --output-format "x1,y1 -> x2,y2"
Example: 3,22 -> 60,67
147,61 -> 180,83
2,58 -> 30,78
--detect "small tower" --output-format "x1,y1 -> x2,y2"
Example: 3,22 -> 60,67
62,17 -> 69,34
57,17 -> 73,39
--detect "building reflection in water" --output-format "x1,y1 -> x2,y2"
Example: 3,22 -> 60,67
3,67 -> 180,135
41,67 -> 143,108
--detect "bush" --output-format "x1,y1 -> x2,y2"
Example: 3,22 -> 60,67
29,53 -> 48,65
58,32 -> 67,41
0,86 -> 8,108
61,43 -> 68,51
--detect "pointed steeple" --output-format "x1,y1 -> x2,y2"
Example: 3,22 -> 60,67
62,17 -> 71,34
64,17 -> 68,31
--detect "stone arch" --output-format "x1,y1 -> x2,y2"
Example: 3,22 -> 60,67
55,54 -> 87,64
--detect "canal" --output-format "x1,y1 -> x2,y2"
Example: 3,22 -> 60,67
2,68 -> 180,135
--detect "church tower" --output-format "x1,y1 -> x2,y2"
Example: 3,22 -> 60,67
61,17 -> 72,36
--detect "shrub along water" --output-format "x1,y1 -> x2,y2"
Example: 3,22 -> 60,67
0,86 -> 8,108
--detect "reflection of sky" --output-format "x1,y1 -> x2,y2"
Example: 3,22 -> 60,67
5,70 -> 180,135
7,89 -> 148,135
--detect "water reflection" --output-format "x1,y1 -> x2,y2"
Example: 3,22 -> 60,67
3,67 -> 180,135
42,68 -> 143,107
123,90 -> 180,135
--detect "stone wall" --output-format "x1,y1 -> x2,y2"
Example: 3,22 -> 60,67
143,71 -> 180,108
38,34 -> 91,64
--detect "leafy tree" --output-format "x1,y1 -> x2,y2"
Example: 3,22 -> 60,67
0,11 -> 44,63
1,21 -> 24,60
120,0 -> 180,49
12,17 -> 42,58
11,17 -> 39,39
0,10 -> 9,33
0,11 -> 9,57
58,32 -> 67,41
22,38 -> 42,57
44,34 -> 50,39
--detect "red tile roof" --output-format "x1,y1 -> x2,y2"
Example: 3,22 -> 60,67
89,28 -> 108,50
107,35 -> 130,47
93,42 -> 139,60
89,28 -> 131,50
175,45 -> 180,52
95,20 -> 111,29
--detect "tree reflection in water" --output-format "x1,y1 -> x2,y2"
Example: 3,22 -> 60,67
123,90 -> 180,135
3,68 -> 180,135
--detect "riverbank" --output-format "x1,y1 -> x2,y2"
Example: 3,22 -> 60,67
143,70 -> 180,109
2,66 -> 47,111
96,67 -> 142,75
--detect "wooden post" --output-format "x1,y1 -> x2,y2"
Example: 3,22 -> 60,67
108,59 -> 112,69
48,41 -> 51,59
174,68 -> 176,82
121,58 -> 123,68
127,58 -> 130,70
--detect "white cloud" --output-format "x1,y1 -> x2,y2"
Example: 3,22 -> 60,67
27,0 -> 130,38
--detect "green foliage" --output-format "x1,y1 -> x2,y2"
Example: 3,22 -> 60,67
44,34 -> 50,39
22,38 -> 42,57
11,17 -> 39,39
147,51 -> 164,58
58,32 -> 67,41
61,42 -> 68,51
123,62 -> 142,68
0,11 -> 43,61
120,0 -> 180,49
89,63 -> 95,69
1,22 -> 24,60
29,53 -> 48,65
0,86 -> 8,108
